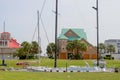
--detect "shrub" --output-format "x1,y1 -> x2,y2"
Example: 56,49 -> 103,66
104,55 -> 114,60
48,55 -> 54,59
73,54 -> 80,59
106,55 -> 111,57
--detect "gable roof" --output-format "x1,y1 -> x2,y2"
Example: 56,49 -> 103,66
58,35 -> 68,39
58,28 -> 87,41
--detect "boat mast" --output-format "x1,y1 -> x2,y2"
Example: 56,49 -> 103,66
54,0 -> 58,68
37,11 -> 41,64
1,21 -> 6,66
3,21 -> 5,46
3,21 -> 5,33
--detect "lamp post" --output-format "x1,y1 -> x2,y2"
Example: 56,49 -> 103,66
92,0 -> 99,66
54,0 -> 58,68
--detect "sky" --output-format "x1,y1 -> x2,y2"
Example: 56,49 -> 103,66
0,0 -> 120,54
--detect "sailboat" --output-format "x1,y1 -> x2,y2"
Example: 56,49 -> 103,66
28,0 -> 58,71
36,0 -> 58,67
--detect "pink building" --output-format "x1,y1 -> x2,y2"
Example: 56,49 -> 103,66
0,32 -> 20,59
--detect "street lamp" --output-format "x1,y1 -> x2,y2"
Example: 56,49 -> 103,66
92,0 -> 99,66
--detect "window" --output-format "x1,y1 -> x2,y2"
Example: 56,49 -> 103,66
61,46 -> 65,51
5,41 -> 7,46
0,40 -> 8,46
0,41 -> 2,46
117,43 -> 120,48
118,49 -> 120,54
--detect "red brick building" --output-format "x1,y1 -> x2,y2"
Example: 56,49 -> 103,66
57,28 -> 97,59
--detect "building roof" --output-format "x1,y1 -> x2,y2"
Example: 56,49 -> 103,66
58,35 -> 68,40
58,28 -> 87,41
1,32 -> 10,34
8,38 -> 20,48
0,32 -> 20,49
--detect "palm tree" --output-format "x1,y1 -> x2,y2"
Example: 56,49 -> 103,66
72,40 -> 81,55
99,43 -> 106,59
107,45 -> 115,59
30,41 -> 41,59
66,42 -> 74,59
80,42 -> 87,59
16,41 -> 31,59
99,43 -> 106,54
66,42 -> 74,52
66,40 -> 87,59
21,41 -> 31,59
16,41 -> 40,59
16,48 -> 25,59
46,43 -> 55,58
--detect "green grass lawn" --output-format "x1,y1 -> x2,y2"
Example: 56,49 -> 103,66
0,58 -> 120,68
0,59 -> 120,80
0,72 -> 120,80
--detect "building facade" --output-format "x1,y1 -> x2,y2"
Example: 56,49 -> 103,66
104,39 -> 120,54
57,28 -> 97,59
0,32 -> 20,59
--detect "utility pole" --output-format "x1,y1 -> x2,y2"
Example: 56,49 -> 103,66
92,0 -> 99,66
54,0 -> 58,68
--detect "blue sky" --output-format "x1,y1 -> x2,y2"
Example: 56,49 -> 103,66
0,0 -> 120,54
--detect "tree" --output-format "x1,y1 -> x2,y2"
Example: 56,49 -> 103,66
99,43 -> 106,54
16,41 -> 41,59
30,41 -> 41,59
72,40 -> 82,54
17,41 -> 31,59
46,43 -> 55,58
66,42 -> 74,59
107,45 -> 115,59
80,42 -> 87,59
66,40 -> 87,59
31,41 -> 39,53
66,42 -> 74,52
16,48 -> 26,59
99,43 -> 106,59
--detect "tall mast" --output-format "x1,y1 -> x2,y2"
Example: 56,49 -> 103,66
3,21 -> 5,46
3,21 -> 5,32
37,11 -> 41,64
1,21 -> 6,66
54,0 -> 58,68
